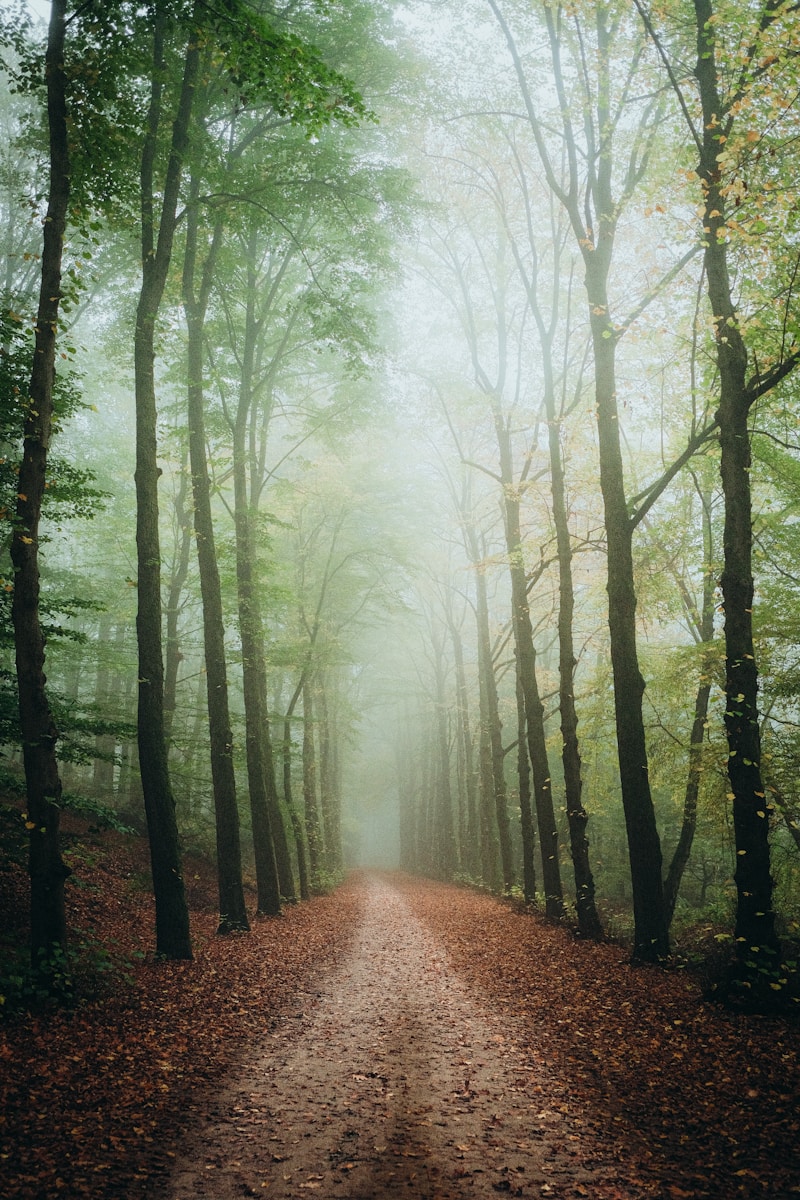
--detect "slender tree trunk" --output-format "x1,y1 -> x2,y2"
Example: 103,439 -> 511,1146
467,524 -> 509,892
430,624 -> 457,878
318,676 -> 343,875
581,13 -> 667,959
589,299 -> 667,960
163,447 -> 192,748
92,615 -> 116,796
302,678 -> 323,886
281,668 -> 311,899
183,190 -> 249,934
663,679 -> 711,924
541,363 -> 602,937
662,489 -> 716,925
694,0 -> 780,972
230,234 -> 295,904
232,335 -> 281,913
397,715 -> 417,872
11,0 -> 71,973
282,709 -> 310,900
261,673 -> 296,900
515,667 -> 536,903
495,416 -> 561,912
448,614 -> 478,878
227,227 -> 296,909
133,6 -> 200,959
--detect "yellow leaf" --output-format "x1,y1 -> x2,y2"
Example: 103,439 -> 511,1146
20,535 -> 33,544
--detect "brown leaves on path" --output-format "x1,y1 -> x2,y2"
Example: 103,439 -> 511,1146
2,852 -> 798,1200
402,876 -> 800,1200
0,831 -> 362,1200
166,873 -> 632,1200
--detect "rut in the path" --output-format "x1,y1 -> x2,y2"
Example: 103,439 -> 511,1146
167,875 -> 637,1200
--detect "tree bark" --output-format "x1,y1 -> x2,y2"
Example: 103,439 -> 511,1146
163,446 -> 192,748
541,337 -> 602,938
515,667 -> 536,903
317,675 -> 343,876
448,612 -> 479,879
469,527 -> 504,892
302,677 -> 323,886
232,292 -> 281,914
11,0 -> 71,973
495,415 -> 562,913
281,667 -> 311,900
693,0 -> 780,970
183,185 -> 249,934
662,486 -> 716,925
431,624 -> 457,878
92,615 -> 116,797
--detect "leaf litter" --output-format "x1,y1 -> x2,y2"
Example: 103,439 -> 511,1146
1,848 -> 798,1199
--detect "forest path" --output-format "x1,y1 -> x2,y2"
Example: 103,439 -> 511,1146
166,873 -> 635,1200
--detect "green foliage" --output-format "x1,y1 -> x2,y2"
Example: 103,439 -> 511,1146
0,931 -> 139,1017
202,0 -> 373,134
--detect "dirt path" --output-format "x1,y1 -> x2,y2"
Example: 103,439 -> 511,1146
166,874 -> 640,1200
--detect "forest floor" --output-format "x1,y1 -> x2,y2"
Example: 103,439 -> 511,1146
1,810 -> 799,1199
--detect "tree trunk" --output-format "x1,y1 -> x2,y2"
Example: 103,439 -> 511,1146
589,299 -> 668,960
230,232 -> 295,905
581,14 -> 667,959
92,615 -> 116,797
302,678 -> 323,886
133,6 -> 200,959
228,230 -> 282,916
448,613 -> 478,878
431,624 -> 457,878
542,360 -> 601,937
261,677 -> 296,901
163,445 -> 192,748
495,416 -> 562,913
282,709 -> 310,900
694,0 -> 780,973
183,191 -> 249,934
515,667 -> 536,903
664,679 -> 711,925
317,676 -> 343,876
233,435 -> 281,914
662,487 -> 716,926
471,554 -> 502,892
10,0 -> 71,974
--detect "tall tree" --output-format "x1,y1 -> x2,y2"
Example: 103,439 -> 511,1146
635,0 -> 800,990
488,0 -> 714,957
10,0 -> 71,973
133,3 -> 198,959
183,167 -> 249,933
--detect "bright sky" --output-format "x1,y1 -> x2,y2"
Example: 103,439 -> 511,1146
26,0 -> 50,23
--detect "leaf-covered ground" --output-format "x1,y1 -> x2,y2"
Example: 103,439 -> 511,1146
404,879 -> 800,1200
1,821 -> 798,1199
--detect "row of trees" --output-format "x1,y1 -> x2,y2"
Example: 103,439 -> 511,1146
3,0 -> 800,1012
1,0 -> 412,973
378,0 -> 800,1004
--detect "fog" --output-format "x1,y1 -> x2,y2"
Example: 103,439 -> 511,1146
6,0 -> 800,961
